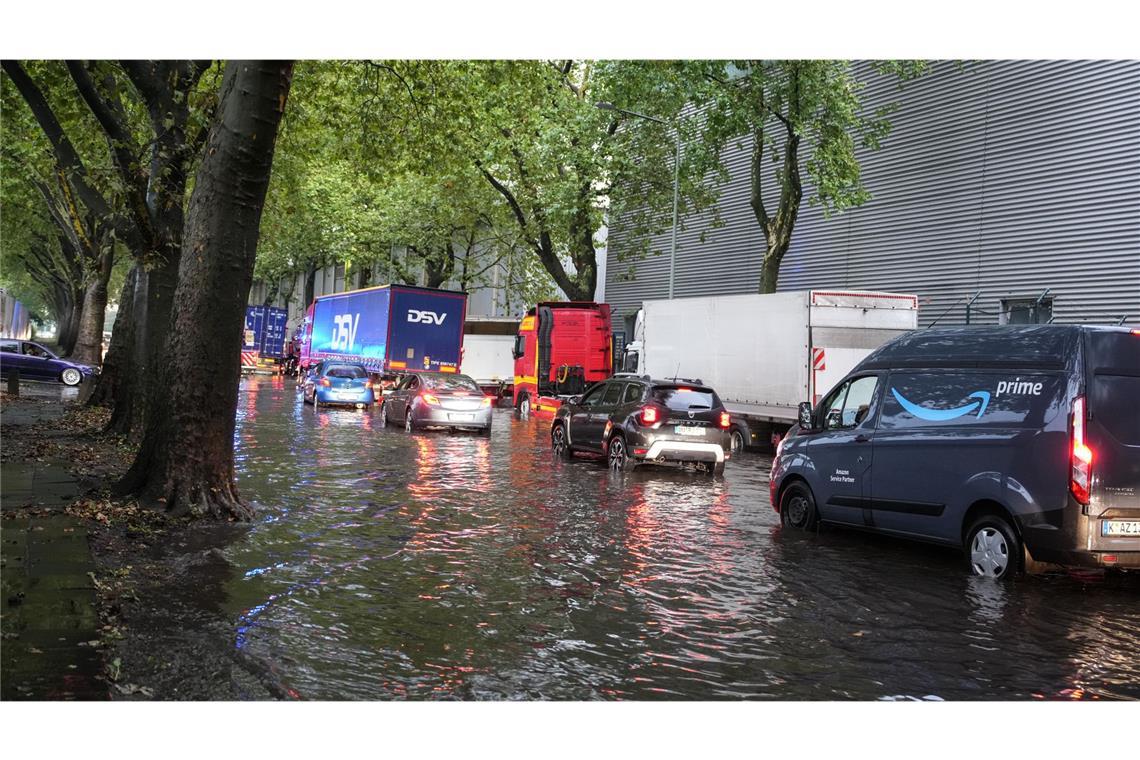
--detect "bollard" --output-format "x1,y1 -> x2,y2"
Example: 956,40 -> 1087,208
6,368 -> 18,397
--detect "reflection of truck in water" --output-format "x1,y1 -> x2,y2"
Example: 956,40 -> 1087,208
512,302 -> 613,417
461,317 -> 519,402
298,284 -> 468,376
622,291 -> 918,451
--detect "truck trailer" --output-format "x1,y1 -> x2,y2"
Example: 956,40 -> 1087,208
298,284 -> 468,375
512,301 -> 613,416
241,304 -> 289,373
623,290 -> 918,451
461,317 -> 519,402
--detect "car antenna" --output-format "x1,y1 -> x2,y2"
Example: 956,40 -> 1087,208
671,362 -> 680,382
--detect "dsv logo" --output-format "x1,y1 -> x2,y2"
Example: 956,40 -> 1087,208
331,313 -> 360,351
407,310 -> 447,325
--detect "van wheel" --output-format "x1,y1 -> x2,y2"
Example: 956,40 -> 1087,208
781,482 -> 818,531
730,428 -> 746,454
966,516 -> 1021,580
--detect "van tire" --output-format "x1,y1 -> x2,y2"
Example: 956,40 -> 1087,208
965,516 -> 1021,580
781,482 -> 818,531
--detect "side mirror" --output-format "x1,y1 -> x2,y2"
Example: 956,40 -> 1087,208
568,395 -> 582,405
797,401 -> 815,430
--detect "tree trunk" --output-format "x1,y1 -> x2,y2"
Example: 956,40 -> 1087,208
117,60 -> 293,520
89,264 -> 137,415
759,244 -> 787,294
71,249 -> 114,365
57,290 -> 81,355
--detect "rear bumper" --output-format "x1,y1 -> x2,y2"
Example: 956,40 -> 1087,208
414,407 -> 493,428
315,388 -> 375,406
636,440 -> 725,464
1031,547 -> 1140,570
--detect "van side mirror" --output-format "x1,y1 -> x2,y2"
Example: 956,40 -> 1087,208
797,402 -> 815,430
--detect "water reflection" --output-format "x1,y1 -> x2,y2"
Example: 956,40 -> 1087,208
220,376 -> 1140,700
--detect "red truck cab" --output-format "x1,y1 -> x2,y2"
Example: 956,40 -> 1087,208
512,302 -> 613,416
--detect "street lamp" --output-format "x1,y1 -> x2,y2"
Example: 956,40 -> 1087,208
596,101 -> 681,299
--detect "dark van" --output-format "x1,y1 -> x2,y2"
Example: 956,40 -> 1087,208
769,325 -> 1140,579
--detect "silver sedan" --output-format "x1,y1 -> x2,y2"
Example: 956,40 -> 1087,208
382,372 -> 492,435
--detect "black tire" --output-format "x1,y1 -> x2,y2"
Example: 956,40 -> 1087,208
480,424 -> 492,437
60,368 -> 82,387
551,422 -> 572,459
965,515 -> 1021,580
708,460 -> 726,477
405,408 -> 417,433
781,481 -> 818,531
730,428 -> 746,455
606,435 -> 636,472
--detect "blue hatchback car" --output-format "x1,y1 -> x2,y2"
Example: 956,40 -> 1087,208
302,361 -> 375,410
0,339 -> 97,386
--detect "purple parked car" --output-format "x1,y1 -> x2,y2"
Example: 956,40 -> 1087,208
0,339 -> 97,386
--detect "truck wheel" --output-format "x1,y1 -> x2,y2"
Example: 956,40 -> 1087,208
730,428 -> 746,455
781,482 -> 818,531
607,435 -> 636,472
518,394 -> 531,418
551,423 -> 571,459
965,516 -> 1021,581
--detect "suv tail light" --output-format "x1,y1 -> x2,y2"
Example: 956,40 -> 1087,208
420,392 -> 440,406
1070,396 -> 1093,505
719,412 -> 730,429
640,406 -> 659,425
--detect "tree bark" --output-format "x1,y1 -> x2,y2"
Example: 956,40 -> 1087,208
117,61 -> 293,520
88,264 -> 136,412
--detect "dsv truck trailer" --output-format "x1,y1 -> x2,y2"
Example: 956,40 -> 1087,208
622,290 -> 918,452
298,284 -> 468,375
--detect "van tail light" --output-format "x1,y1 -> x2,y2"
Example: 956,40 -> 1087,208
319,378 -> 331,387
719,412 -> 731,429
640,406 -> 659,425
1070,396 -> 1093,505
420,392 -> 440,406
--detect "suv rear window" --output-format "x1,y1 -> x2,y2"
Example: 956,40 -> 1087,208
652,386 -> 719,412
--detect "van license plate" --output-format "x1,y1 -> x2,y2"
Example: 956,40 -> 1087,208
675,425 -> 704,436
1102,521 -> 1140,537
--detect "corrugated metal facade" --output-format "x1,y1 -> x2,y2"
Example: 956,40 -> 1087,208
605,60 -> 1140,331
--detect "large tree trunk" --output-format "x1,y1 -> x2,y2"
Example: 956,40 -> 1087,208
71,250 -> 115,365
117,61 -> 293,520
57,289 -> 81,355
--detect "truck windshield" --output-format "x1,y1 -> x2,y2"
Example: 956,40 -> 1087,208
424,374 -> 481,392
326,365 -> 367,379
652,387 -> 719,411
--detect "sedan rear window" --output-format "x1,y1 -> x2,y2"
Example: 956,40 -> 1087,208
652,386 -> 719,411
423,374 -> 480,392
326,365 -> 367,379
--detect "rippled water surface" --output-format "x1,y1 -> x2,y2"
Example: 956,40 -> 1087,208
220,377 -> 1140,700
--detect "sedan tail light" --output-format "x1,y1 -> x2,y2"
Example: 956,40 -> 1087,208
319,378 -> 331,387
1070,396 -> 1093,505
420,392 -> 440,406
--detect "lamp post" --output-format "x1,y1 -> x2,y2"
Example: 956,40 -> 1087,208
596,101 -> 681,299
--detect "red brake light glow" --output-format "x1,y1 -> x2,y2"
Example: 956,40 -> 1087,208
482,397 -> 492,407
420,392 -> 440,406
1070,396 -> 1093,505
641,406 -> 659,425
319,378 -> 331,387
719,412 -> 731,429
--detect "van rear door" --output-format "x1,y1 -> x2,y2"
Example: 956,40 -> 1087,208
1085,331 -> 1140,517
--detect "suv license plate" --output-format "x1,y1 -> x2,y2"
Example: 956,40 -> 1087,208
675,425 -> 704,436
1102,521 -> 1140,537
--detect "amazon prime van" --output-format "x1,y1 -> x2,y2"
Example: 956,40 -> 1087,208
769,325 -> 1140,579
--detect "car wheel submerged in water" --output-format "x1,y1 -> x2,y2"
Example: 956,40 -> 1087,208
518,394 -> 531,418
781,482 -> 818,531
607,435 -> 635,472
966,516 -> 1021,580
405,408 -> 416,433
551,423 -> 571,459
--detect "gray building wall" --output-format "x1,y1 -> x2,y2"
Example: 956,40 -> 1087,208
606,60 -> 1140,332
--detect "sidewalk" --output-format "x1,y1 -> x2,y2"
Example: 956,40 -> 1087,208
2,391 -> 107,699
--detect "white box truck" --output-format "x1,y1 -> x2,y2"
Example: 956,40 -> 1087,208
461,317 -> 520,403
622,290 -> 918,451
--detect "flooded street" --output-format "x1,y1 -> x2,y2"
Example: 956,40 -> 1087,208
212,376 -> 1140,700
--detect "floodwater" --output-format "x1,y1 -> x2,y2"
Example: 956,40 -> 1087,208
212,376 -> 1139,700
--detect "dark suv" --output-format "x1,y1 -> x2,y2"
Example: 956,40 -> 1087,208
770,325 -> 1139,579
551,376 -> 732,474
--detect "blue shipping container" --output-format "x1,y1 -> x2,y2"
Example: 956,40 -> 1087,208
307,285 -> 467,373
